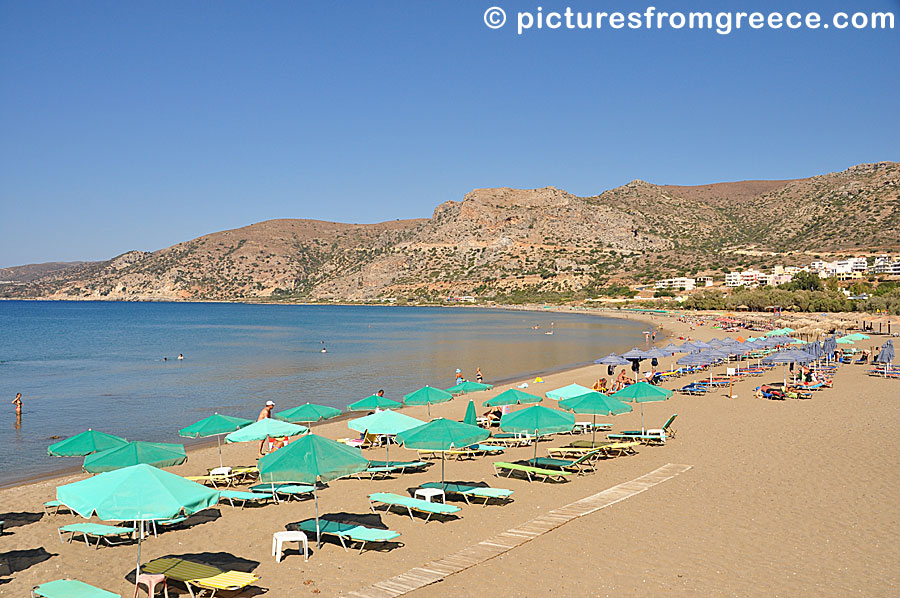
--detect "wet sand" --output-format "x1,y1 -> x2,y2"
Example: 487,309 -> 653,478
2,313 -> 898,597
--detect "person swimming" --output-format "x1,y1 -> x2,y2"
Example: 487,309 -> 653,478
177,354 -> 184,360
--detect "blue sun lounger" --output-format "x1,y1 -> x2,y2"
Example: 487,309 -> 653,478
289,519 -> 401,553
31,579 -> 120,598
368,492 -> 461,522
58,523 -> 135,548
219,490 -> 274,509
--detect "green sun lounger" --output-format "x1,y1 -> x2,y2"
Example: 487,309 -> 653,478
354,461 -> 429,479
141,557 -> 260,598
249,483 -> 314,502
58,523 -> 136,548
527,449 -> 600,473
607,431 -> 666,445
219,490 -> 274,509
616,414 -> 678,439
31,579 -> 120,598
420,482 -> 514,506
492,462 -> 572,483
43,500 -> 72,516
290,518 -> 401,554
368,492 -> 461,522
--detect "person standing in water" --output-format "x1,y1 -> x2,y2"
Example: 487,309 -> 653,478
257,400 -> 275,458
12,393 -> 22,414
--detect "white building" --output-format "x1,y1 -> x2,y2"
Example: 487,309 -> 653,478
654,277 -> 696,291
725,272 -> 743,287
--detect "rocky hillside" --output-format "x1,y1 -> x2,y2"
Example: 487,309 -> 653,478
3,162 -> 898,302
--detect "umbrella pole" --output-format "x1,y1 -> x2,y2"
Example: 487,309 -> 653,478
591,414 -> 596,446
386,441 -> 390,467
640,404 -> 645,433
217,434 -> 223,468
441,452 -> 445,490
136,520 -> 143,578
314,485 -> 321,548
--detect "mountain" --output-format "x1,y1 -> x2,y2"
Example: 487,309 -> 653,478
3,162 -> 898,302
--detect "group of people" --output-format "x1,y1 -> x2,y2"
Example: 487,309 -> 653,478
592,369 -> 636,394
455,367 -> 483,385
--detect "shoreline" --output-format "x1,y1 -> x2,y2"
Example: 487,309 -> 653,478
1,308 -> 668,491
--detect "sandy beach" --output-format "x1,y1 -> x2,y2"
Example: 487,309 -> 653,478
2,312 -> 898,597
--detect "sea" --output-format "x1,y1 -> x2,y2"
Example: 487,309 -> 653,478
0,300 -> 648,485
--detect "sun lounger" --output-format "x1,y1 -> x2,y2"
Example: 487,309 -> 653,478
492,462 -> 571,483
31,579 -> 120,598
419,482 -> 513,506
338,432 -> 382,449
218,490 -> 274,509
368,492 -> 461,522
141,557 -> 260,598
679,383 -> 709,395
616,414 -> 678,439
353,460 -> 428,479
249,482 -> 315,502
607,430 -> 666,445
58,523 -> 135,548
527,449 -> 600,473
43,500 -> 72,516
289,518 -> 401,554
185,470 -> 238,488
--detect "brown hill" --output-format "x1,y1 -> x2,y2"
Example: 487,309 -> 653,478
2,162 -> 897,302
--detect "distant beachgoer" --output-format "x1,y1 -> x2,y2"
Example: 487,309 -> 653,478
376,389 -> 384,397
163,356 -> 167,362
12,393 -> 22,415
475,368 -> 484,383
455,369 -> 464,385
177,354 -> 184,360
257,400 -> 275,458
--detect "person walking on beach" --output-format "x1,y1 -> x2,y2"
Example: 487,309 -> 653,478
12,393 -> 22,415
475,368 -> 484,383
257,400 -> 275,458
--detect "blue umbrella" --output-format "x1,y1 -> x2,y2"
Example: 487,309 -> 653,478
823,336 -> 838,362
692,340 -> 712,349
621,348 -> 651,360
875,340 -> 894,377
763,349 -> 814,387
594,353 -> 630,366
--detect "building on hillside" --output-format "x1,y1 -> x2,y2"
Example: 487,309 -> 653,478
446,295 -> 476,303
724,272 -> 742,287
654,277 -> 696,291
695,276 -> 713,287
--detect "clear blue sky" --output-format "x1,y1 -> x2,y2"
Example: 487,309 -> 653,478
1,0 -> 898,267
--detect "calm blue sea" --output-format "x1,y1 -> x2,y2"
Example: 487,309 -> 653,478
0,301 -> 646,484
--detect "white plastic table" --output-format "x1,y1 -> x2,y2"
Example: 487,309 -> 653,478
414,488 -> 445,503
272,530 -> 308,562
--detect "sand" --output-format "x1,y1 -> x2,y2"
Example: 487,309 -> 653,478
2,312 -> 898,597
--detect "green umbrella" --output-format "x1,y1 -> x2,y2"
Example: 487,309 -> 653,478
48,429 -> 128,457
836,337 -> 855,344
224,419 -> 308,443
257,434 -> 369,547
347,394 -> 403,411
500,405 -> 575,459
275,403 -> 342,424
348,410 -> 424,466
558,391 -> 632,445
545,383 -> 592,401
178,413 -> 253,468
611,382 -> 673,432
844,332 -> 870,340
463,400 -> 477,426
57,463 -> 218,576
403,386 -> 454,416
83,441 -> 187,474
483,388 -> 543,407
395,419 -> 490,488
445,381 -> 493,395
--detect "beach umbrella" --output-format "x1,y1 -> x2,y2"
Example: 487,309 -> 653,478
678,342 -> 700,353
224,419 -> 308,443
258,434 -> 369,547
661,344 -> 682,353
844,332 -> 870,341
57,463 -> 218,577
83,441 -> 187,474
823,336 -> 838,362
178,413 -> 252,468
836,337 -> 856,344
463,400 -> 477,426
707,338 -> 724,347
559,391 -> 631,444
594,353 -> 630,365
500,405 -> 575,459
692,340 -> 712,349
347,394 -> 403,411
396,419 -> 490,488
621,348 -> 651,360
348,409 -> 424,466
48,429 -> 128,457
404,385 -> 454,416
762,349 -> 814,387
275,403 -> 342,424
875,340 -> 894,377
445,381 -> 493,395
483,388 -> 543,407
612,382 -> 673,432
545,383 -> 592,401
